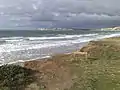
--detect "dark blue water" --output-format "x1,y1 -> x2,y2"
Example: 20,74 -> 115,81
0,30 -> 117,37
0,30 -> 120,65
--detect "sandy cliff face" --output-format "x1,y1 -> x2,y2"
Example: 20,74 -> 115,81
112,26 -> 120,30
101,26 -> 120,31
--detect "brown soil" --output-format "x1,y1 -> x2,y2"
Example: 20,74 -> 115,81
24,56 -> 73,90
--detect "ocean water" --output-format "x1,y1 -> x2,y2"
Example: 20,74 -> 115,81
0,30 -> 120,65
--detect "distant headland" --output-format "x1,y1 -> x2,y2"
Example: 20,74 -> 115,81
100,26 -> 120,31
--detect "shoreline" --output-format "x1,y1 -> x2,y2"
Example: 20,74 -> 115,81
1,36 -> 120,90
2,36 -> 118,66
2,33 -> 120,66
3,42 -> 88,66
24,36 -> 120,90
22,36 -> 117,65
23,36 -> 120,66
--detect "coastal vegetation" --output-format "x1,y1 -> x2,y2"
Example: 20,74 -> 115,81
0,64 -> 36,90
24,37 -> 120,90
1,37 -> 120,90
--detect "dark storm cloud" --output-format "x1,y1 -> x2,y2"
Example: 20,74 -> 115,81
0,0 -> 120,29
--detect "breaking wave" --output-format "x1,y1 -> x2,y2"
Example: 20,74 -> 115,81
0,32 -> 120,65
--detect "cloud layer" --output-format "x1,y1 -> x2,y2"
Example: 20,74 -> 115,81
0,0 -> 120,29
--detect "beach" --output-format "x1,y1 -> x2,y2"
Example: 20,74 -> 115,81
1,0 -> 120,89
0,30 -> 120,65
21,37 -> 120,90
1,31 -> 120,90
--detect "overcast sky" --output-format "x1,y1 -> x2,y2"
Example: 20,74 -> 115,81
0,0 -> 120,29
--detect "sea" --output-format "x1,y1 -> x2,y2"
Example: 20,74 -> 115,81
0,29 -> 120,65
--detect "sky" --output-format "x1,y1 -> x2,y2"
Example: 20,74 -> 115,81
0,0 -> 120,29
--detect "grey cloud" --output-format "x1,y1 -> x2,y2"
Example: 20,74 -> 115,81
0,0 -> 120,28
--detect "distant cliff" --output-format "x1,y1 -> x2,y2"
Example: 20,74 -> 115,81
101,26 -> 120,31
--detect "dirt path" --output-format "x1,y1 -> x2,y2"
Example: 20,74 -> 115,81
24,58 -> 73,90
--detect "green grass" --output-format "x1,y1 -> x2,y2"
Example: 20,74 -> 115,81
67,38 -> 120,90
0,64 -> 36,90
23,37 -> 120,90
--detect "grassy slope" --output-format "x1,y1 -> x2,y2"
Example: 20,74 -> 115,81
69,37 -> 120,90
24,37 -> 120,90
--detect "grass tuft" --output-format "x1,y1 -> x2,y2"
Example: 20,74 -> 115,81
0,64 -> 36,90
